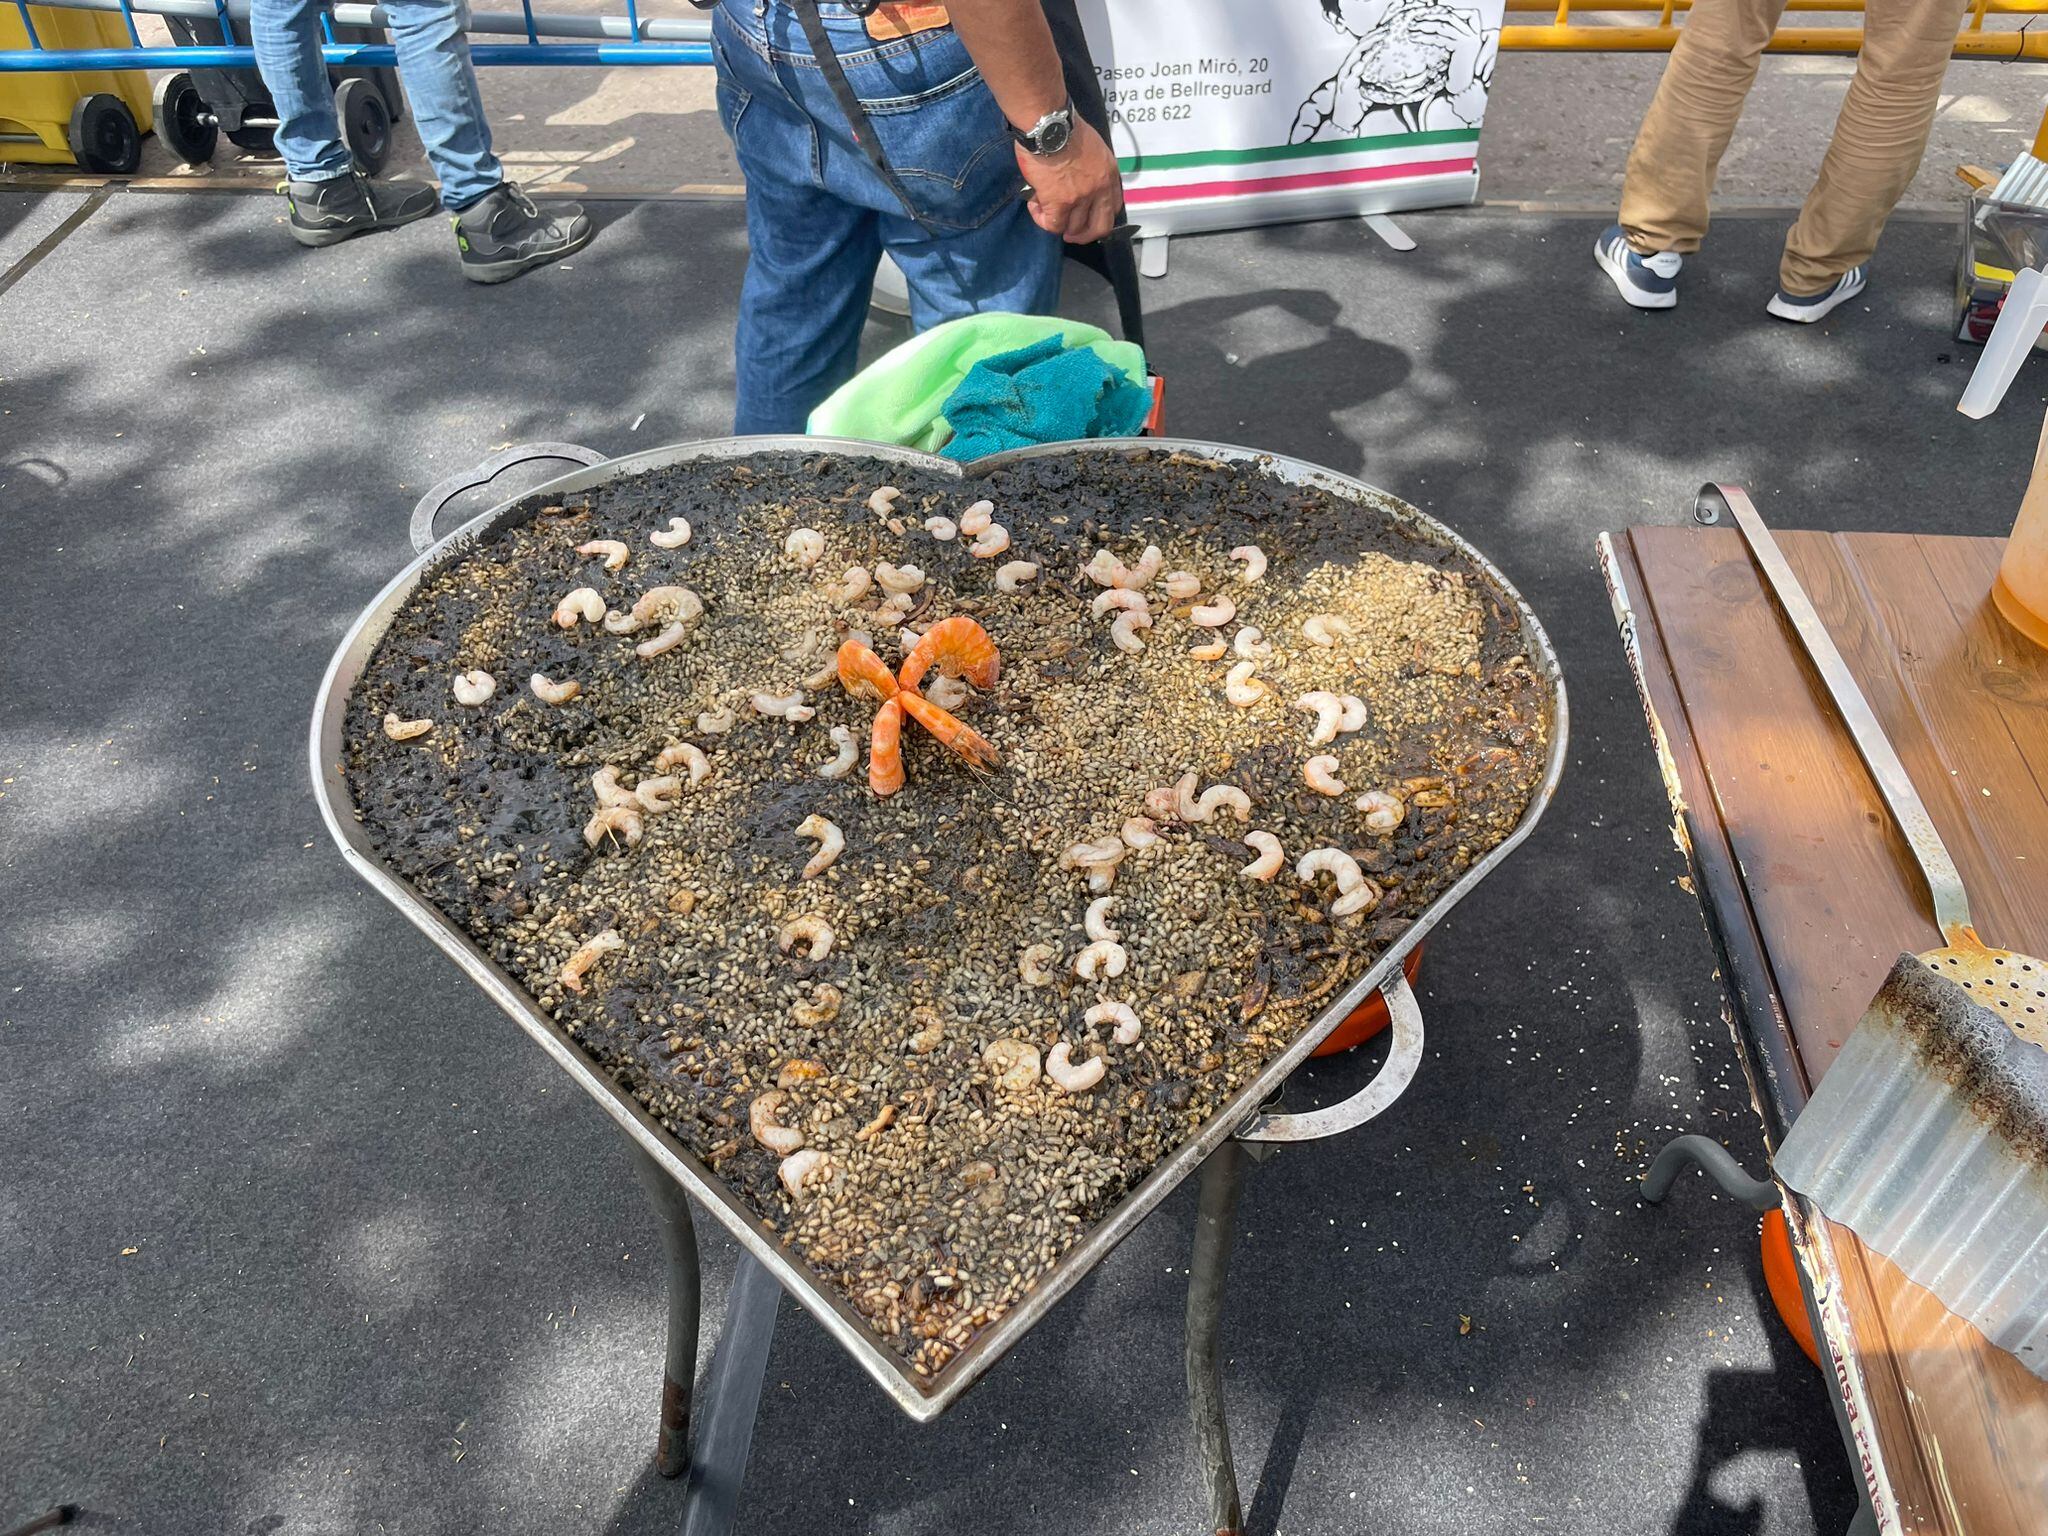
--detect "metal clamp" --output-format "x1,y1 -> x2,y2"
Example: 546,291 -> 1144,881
408,441 -> 608,554
1232,971 -> 1424,1143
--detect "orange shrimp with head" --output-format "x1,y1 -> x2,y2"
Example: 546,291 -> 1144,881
869,696 -> 907,797
897,616 -> 999,693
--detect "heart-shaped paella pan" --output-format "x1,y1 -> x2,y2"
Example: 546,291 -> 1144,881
323,439 -> 1562,1398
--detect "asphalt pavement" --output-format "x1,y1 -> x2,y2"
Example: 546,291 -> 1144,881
3,187 -> 2041,1536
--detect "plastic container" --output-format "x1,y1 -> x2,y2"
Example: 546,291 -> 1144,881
0,4 -> 153,172
1957,264 -> 2048,648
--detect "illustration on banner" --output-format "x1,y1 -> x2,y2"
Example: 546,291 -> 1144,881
1292,0 -> 1498,138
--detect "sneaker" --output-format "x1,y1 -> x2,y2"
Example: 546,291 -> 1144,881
1766,264 -> 1868,323
1594,224 -> 1682,310
282,172 -> 438,248
454,183 -> 593,285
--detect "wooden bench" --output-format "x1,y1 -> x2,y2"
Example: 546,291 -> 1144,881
1599,524 -> 2048,1536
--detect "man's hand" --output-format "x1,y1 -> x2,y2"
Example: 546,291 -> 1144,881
1017,119 -> 1121,245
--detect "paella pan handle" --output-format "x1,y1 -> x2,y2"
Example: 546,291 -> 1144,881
408,442 -> 610,554
1231,971 -> 1425,1144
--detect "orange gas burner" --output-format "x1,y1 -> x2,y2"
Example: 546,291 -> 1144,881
1313,945 -> 1425,1056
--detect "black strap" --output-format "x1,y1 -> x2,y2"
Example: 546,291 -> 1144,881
790,0 -> 941,236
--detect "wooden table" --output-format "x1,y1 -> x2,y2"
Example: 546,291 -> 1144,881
1597,524 -> 2048,1536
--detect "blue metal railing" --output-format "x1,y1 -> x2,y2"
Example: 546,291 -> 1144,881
1,0 -> 714,70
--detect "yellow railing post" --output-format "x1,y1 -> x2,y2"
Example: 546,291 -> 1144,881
1496,0 -> 2048,57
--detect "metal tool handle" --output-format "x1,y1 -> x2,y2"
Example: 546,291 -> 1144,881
1232,971 -> 1424,1143
1699,483 -> 1974,942
408,441 -> 608,554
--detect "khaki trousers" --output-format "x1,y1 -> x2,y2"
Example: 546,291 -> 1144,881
1618,0 -> 1964,294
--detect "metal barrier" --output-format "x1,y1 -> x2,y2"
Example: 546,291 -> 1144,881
0,0 -> 713,70
1499,0 -> 2048,58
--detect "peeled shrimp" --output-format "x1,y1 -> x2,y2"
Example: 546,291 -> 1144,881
959,500 -> 995,537
1074,940 -> 1129,980
1228,545 -> 1267,583
634,775 -> 681,813
1355,789 -> 1405,832
875,562 -> 925,596
791,985 -> 842,1027
784,528 -> 825,568
1239,830 -> 1284,881
530,673 -> 581,706
1086,1001 -> 1143,1046
1172,769 -> 1202,822
554,587 -> 605,628
1191,784 -> 1252,822
777,915 -> 834,960
1233,626 -> 1273,661
603,608 -> 642,635
1143,784 -> 1183,820
1337,695 -> 1370,734
778,1149 -> 828,1197
383,712 -> 432,741
982,1038 -> 1042,1094
1044,1042 -> 1106,1094
649,517 -> 691,549
1082,549 -> 1129,589
583,804 -> 644,849
697,702 -> 737,734
923,516 -> 958,541
1084,896 -> 1121,944
868,486 -> 901,516
826,566 -> 872,605
817,725 -> 858,780
577,539 -> 629,571
752,691 -> 817,722
1302,613 -> 1355,648
1160,571 -> 1202,601
1224,662 -> 1264,708
1188,639 -> 1228,661
559,929 -> 624,993
749,1090 -> 805,1155
1294,692 -> 1345,746
1110,610 -> 1152,654
1114,545 -> 1163,591
452,670 -> 495,706
1060,838 -> 1127,891
968,523 -> 1010,559
795,814 -> 844,879
899,615 -> 999,691
907,1008 -> 946,1054
631,586 -> 704,628
925,674 -> 969,711
868,696 -> 905,797
1120,816 -> 1161,850
636,624 -> 691,659
1019,943 -> 1059,987
1304,756 -> 1346,796
853,1104 -> 896,1143
591,766 -> 636,809
1092,588 -> 1150,620
1190,595 -> 1237,629
1297,847 -> 1381,918
655,741 -> 711,785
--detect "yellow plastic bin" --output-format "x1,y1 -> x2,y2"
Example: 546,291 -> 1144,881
0,3 -> 153,172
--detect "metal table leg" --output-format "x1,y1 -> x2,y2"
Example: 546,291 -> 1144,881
631,1147 -> 703,1479
680,1253 -> 782,1536
1186,1140 -> 1248,1536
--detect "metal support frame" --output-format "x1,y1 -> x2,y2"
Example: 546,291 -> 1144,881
1186,1142 -> 1250,1536
1641,1134 -> 1881,1536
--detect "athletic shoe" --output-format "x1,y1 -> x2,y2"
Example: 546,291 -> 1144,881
1594,223 -> 1682,310
282,172 -> 438,248
1766,265 -> 1868,323
454,182 -> 593,285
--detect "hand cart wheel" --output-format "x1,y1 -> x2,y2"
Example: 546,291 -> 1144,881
227,123 -> 278,155
152,72 -> 219,166
336,77 -> 392,175
66,93 -> 142,175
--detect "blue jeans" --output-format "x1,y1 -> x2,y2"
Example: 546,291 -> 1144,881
711,0 -> 1063,434
249,0 -> 504,210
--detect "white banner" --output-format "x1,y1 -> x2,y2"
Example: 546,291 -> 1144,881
1077,0 -> 1504,238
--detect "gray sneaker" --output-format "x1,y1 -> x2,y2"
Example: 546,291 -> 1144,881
282,172 -> 438,248
454,182 -> 593,284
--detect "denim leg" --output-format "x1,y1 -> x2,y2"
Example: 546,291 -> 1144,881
383,0 -> 503,209
249,0 -> 352,181
883,199 -> 1061,333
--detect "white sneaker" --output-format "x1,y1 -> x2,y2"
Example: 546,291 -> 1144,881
1766,265 -> 1867,323
1594,224 -> 1682,310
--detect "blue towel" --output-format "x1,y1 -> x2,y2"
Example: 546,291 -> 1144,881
938,334 -> 1152,462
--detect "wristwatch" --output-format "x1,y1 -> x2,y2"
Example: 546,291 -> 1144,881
1010,100 -> 1075,158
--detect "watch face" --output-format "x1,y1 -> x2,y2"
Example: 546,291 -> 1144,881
1037,114 -> 1072,155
